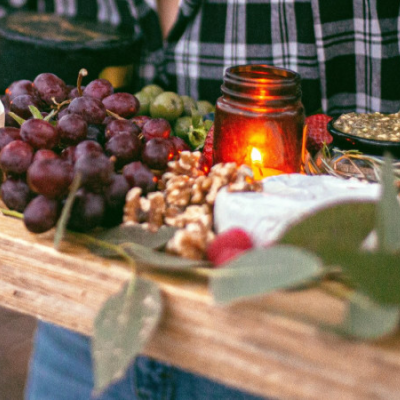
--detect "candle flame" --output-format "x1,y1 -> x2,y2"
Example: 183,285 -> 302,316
250,147 -> 263,164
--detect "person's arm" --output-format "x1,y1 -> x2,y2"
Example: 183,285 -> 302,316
157,0 -> 180,38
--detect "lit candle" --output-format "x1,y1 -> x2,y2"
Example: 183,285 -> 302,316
213,64 -> 305,177
249,147 -> 285,180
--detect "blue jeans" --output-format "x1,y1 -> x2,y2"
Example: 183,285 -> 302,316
25,321 -> 269,399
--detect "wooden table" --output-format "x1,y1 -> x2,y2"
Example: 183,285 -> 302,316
0,213 -> 399,399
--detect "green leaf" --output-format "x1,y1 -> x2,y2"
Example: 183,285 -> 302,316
7,111 -> 25,126
89,225 -> 178,250
28,105 -> 44,119
209,245 -> 322,304
376,154 -> 400,253
44,109 -> 56,122
342,291 -> 400,339
337,250 -> 400,305
122,242 -> 212,270
280,201 -> 376,266
92,276 -> 162,394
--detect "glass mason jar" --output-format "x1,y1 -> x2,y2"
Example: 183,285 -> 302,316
213,64 -> 305,176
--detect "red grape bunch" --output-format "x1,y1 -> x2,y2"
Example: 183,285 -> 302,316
0,70 -> 214,234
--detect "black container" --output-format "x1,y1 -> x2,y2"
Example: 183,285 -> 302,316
0,12 -> 142,93
328,118 -> 400,158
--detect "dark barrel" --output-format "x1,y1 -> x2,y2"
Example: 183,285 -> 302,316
0,12 -> 142,93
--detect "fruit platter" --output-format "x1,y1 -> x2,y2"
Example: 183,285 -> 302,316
0,70 -> 400,400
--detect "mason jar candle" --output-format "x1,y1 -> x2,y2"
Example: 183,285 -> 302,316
213,64 -> 305,178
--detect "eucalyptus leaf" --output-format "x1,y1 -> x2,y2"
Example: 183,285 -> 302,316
54,172 -> 81,249
376,154 -> 400,253
92,276 -> 162,394
280,201 -> 376,266
337,250 -> 400,305
342,291 -> 400,339
122,242 -> 212,270
210,245 -> 322,304
90,225 -> 178,249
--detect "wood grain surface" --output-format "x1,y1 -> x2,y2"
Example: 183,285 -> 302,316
0,213 -> 399,399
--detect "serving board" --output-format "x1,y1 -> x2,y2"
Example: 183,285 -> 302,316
0,213 -> 399,399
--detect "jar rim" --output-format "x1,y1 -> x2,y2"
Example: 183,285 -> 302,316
221,64 -> 301,103
224,64 -> 300,84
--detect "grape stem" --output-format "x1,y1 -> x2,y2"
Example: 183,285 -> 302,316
0,208 -> 23,219
106,110 -> 126,120
70,231 -> 137,271
77,68 -> 88,97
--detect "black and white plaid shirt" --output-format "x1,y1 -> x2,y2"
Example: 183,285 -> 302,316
1,0 -> 400,115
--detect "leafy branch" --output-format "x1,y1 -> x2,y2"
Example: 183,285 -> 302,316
2,154 -> 400,391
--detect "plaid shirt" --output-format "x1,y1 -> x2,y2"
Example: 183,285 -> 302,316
1,0 -> 400,115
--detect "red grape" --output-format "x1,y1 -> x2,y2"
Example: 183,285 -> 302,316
23,195 -> 61,233
141,118 -> 171,141
102,93 -> 139,118
33,149 -> 58,162
57,114 -> 88,146
74,140 -> 103,160
0,140 -> 34,175
27,158 -> 73,199
20,119 -> 59,149
105,131 -> 142,169
105,119 -> 141,140
10,94 -> 41,119
6,80 -> 37,101
169,136 -> 191,155
83,79 -> 114,100
1,178 -> 33,212
67,188 -> 105,232
102,174 -> 130,227
0,127 -> 21,150
33,73 -> 68,106
74,152 -> 114,193
68,96 -> 107,124
123,161 -> 157,194
141,137 -> 175,170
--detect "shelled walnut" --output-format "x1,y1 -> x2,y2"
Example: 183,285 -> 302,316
166,222 -> 215,260
123,187 -> 165,232
123,151 -> 263,259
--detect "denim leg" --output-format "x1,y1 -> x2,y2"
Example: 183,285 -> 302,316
168,364 -> 269,400
25,321 -> 271,400
25,321 -> 136,400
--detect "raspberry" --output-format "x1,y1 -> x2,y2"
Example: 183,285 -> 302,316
199,124 -> 214,173
306,114 -> 333,154
206,228 -> 253,267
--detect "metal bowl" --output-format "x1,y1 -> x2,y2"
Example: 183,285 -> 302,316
327,117 -> 400,158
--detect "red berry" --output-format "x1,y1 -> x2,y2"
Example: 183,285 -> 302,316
206,228 -> 253,267
200,124 -> 214,173
305,114 -> 333,154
